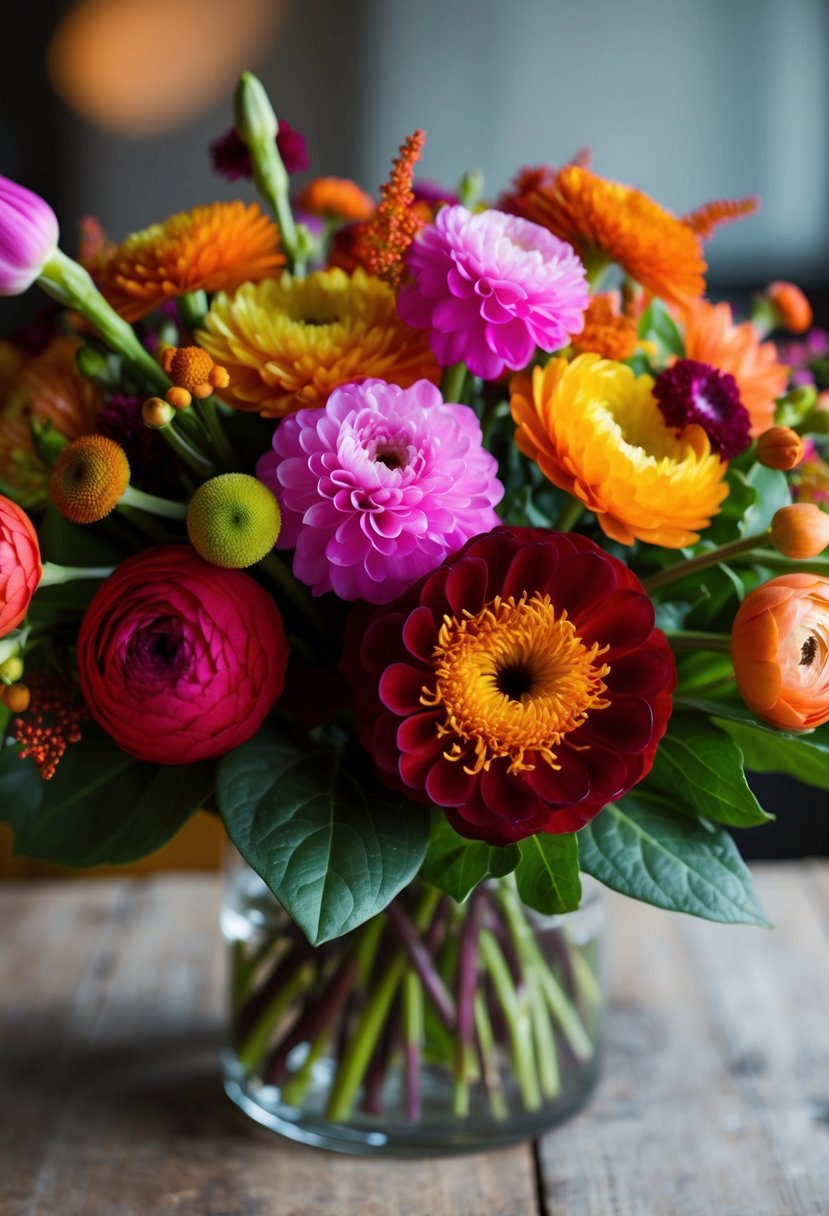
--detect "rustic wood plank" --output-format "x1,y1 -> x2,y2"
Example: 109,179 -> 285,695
537,862 -> 829,1216
0,876 -> 540,1216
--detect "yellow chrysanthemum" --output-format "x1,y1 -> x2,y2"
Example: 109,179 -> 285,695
511,353 -> 729,548
198,268 -> 441,418
0,337 -> 102,507
98,201 -> 284,322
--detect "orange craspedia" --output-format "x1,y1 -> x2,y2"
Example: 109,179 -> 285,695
502,164 -> 706,307
161,344 -> 230,406
756,426 -> 804,471
770,504 -> 829,559
51,435 -> 130,524
296,177 -> 375,222
732,574 -> 829,730
97,201 -> 284,322
571,293 -> 638,361
765,281 -> 813,334
682,299 -> 789,438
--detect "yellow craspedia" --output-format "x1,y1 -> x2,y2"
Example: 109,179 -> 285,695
511,353 -> 729,548
50,435 -> 130,524
186,474 -> 281,568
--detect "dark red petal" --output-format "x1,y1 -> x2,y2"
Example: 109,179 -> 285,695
606,643 -> 674,696
501,540 -> 561,600
479,760 -> 539,820
400,747 -> 435,791
554,551 -> 619,621
360,611 -> 408,673
402,605 -> 439,662
397,710 -> 443,756
577,588 -> 655,657
425,756 -> 479,806
444,555 -> 491,617
576,696 -> 655,754
523,751 -> 590,806
379,663 -> 429,714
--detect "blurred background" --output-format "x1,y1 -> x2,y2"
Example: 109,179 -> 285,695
1,0 -> 828,874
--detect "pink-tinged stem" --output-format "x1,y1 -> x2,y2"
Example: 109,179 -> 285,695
385,899 -> 456,1030
263,951 -> 360,1085
235,938 -> 311,1045
361,996 -> 398,1116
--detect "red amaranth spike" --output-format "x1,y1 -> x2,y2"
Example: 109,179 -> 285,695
355,130 -> 426,288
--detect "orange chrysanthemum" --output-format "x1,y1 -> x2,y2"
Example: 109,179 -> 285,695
98,201 -> 284,322
503,164 -> 706,307
0,337 -> 102,507
198,268 -> 440,418
296,177 -> 375,222
511,353 -> 729,548
571,293 -> 638,361
682,299 -> 789,438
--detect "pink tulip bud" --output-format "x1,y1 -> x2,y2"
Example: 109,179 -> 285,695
0,174 -> 59,295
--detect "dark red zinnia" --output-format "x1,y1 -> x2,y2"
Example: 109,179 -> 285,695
342,527 -> 676,846
209,121 -> 309,181
653,358 -> 752,459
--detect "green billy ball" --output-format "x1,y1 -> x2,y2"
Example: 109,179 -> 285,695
187,473 -> 281,568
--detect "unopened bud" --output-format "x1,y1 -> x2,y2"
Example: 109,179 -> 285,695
756,427 -> 804,471
771,503 -> 829,559
235,71 -> 279,148
0,656 -> 24,683
2,682 -> 30,713
142,397 -> 175,428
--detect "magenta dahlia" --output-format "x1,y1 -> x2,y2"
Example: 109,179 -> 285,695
397,205 -> 588,380
257,378 -> 503,604
342,528 -> 676,845
653,358 -> 752,459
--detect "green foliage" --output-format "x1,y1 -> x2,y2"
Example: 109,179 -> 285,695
637,299 -> 684,361
713,715 -> 829,793
216,728 -> 429,945
420,814 -> 520,903
579,793 -> 769,926
514,832 -> 581,915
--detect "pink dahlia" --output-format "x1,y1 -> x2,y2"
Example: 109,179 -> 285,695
398,205 -> 588,379
257,378 -> 503,604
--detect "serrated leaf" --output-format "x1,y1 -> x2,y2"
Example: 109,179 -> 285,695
648,713 -> 772,826
0,726 -> 210,865
216,729 -> 429,944
579,793 -> 769,926
514,833 -> 581,914
420,814 -> 520,902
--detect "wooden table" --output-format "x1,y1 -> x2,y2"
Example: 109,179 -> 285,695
2,864 -> 829,1216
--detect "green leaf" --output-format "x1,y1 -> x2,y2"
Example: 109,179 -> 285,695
514,833 -> 581,914
737,465 -> 791,537
0,726 -> 210,866
216,729 -> 429,944
648,713 -> 772,826
637,298 -> 684,360
420,814 -> 520,902
579,793 -> 769,926
713,716 -> 829,792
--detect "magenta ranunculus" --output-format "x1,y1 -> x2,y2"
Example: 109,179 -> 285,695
0,175 -> 59,295
398,205 -> 588,380
77,546 -> 289,764
257,378 -> 503,604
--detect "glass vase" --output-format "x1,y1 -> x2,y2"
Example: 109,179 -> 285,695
221,853 -> 606,1156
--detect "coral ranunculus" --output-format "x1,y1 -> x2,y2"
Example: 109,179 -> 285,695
732,574 -> 829,731
343,528 -> 676,845
77,546 -> 288,763
0,493 -> 41,636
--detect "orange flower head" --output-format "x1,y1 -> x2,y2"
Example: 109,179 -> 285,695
51,435 -> 130,524
732,573 -> 829,731
98,201 -> 284,322
502,164 -> 706,307
571,293 -> 638,361
296,177 -> 375,222
756,426 -> 804,471
771,504 -> 829,559
198,268 -> 440,418
354,129 -> 426,288
161,344 -> 230,407
682,299 -> 788,438
511,353 -> 729,548
765,281 -> 813,334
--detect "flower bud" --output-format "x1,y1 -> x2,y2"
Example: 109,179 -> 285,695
142,397 -> 175,429
0,655 -> 24,683
0,175 -> 59,295
756,427 -> 804,471
766,281 -> 813,334
234,71 -> 278,149
2,682 -> 30,713
771,503 -> 829,558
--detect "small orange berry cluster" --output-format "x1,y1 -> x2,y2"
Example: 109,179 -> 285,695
11,672 -> 86,780
162,345 -> 230,409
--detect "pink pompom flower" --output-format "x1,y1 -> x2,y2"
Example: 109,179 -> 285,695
77,546 -> 289,764
398,205 -> 588,379
257,378 -> 503,604
0,175 -> 59,295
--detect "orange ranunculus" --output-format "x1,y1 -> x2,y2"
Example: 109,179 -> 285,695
731,574 -> 829,730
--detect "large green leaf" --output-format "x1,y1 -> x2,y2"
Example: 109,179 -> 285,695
420,814 -> 520,902
514,833 -> 581,914
737,465 -> 792,537
216,729 -> 429,944
0,727 -> 211,866
648,713 -> 772,826
637,299 -> 684,360
579,793 -> 769,926
714,716 -> 829,792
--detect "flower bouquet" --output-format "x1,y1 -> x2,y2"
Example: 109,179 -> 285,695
2,72 -> 829,1155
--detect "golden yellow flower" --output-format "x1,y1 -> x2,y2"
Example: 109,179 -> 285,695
98,201 -> 284,322
511,353 -> 729,548
504,165 -> 706,307
198,268 -> 441,418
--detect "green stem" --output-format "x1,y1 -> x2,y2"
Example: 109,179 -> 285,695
257,551 -> 328,635
237,963 -> 314,1074
120,484 -> 187,520
158,417 -> 215,478
194,396 -> 239,471
178,289 -> 208,332
497,885 -> 560,1100
473,991 -> 507,1120
38,249 -> 170,395
643,531 -> 770,593
665,629 -> 732,654
440,361 -> 468,404
553,495 -> 585,533
39,562 -> 113,587
734,550 -> 829,577
478,928 -> 541,1112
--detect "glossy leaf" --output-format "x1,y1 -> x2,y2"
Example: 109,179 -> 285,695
514,832 -> 581,914
420,814 -> 520,902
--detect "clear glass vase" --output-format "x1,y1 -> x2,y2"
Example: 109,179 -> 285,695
221,853 -> 606,1156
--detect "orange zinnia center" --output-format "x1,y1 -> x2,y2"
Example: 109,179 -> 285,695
420,592 -> 611,775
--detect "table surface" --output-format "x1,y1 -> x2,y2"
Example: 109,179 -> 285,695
2,864 -> 829,1216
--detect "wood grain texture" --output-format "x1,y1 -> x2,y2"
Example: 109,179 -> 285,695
2,866 -> 828,1215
